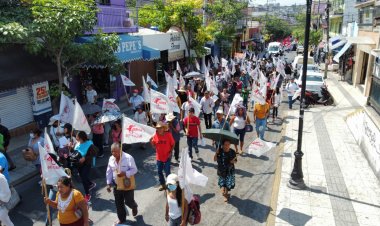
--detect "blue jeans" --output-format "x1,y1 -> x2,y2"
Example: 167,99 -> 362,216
45,188 -> 57,226
187,137 -> 198,159
157,160 -> 171,185
256,118 -> 267,140
288,96 -> 294,109
169,216 -> 182,226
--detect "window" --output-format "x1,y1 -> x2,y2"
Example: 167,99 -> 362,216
98,0 -> 110,5
374,57 -> 380,78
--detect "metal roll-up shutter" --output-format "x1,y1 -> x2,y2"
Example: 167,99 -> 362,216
0,87 -> 34,129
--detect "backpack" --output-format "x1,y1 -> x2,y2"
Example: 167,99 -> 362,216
187,195 -> 201,225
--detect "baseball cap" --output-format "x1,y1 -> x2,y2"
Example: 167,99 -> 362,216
166,174 -> 178,185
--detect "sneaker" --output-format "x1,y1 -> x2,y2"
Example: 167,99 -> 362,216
97,154 -> 104,158
89,182 -> 96,191
85,194 -> 91,202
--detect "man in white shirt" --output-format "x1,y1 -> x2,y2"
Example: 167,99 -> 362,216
85,84 -> 97,104
286,77 -> 299,109
106,143 -> 138,224
0,166 -> 14,226
129,89 -> 145,113
200,91 -> 215,129
48,116 -> 64,150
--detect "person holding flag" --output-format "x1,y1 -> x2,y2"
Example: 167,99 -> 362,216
183,108 -> 202,160
106,143 -> 139,224
200,91 -> 214,129
48,116 -> 64,151
44,176 -> 89,226
151,122 -> 175,191
214,139 -> 237,202
164,173 -> 188,226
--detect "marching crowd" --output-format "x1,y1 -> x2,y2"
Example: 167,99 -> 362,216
0,51 -> 300,226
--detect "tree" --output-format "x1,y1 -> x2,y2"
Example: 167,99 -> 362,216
28,0 -> 122,91
263,16 -> 291,42
291,13 -> 322,46
207,0 -> 247,49
139,0 -> 213,61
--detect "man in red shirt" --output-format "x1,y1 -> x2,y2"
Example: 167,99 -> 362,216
183,108 -> 202,159
151,122 -> 175,191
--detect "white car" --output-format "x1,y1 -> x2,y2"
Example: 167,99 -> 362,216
296,71 -> 325,96
292,55 -> 315,71
268,42 -> 282,55
296,45 -> 304,54
297,64 -> 320,76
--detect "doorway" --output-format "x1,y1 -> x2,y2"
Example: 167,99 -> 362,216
360,52 -> 369,84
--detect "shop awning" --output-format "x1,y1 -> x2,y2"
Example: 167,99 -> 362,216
347,36 -> 376,45
142,46 -> 160,61
76,34 -> 143,63
330,39 -> 347,50
333,43 -> 352,63
329,36 -> 342,45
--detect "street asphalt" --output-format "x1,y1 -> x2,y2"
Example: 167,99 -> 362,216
9,51 -> 298,226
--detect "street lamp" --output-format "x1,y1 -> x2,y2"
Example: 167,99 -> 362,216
287,0 -> 313,190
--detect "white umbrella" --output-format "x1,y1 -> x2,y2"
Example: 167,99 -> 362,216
184,71 -> 203,78
93,111 -> 121,124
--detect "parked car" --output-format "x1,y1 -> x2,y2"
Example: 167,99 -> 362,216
296,71 -> 325,97
296,64 -> 320,76
296,45 -> 304,54
292,55 -> 315,71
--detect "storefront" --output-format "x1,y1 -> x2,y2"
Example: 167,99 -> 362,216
167,27 -> 187,74
0,45 -> 56,132
75,34 -> 144,102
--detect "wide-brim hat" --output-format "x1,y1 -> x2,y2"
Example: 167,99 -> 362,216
48,115 -> 60,125
216,109 -> 224,115
178,87 -> 186,92
165,113 -> 176,121
155,121 -> 168,129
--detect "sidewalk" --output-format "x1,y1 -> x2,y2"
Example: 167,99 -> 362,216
6,100 -> 135,187
272,72 -> 380,225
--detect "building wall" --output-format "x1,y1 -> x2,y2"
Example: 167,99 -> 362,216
129,60 -> 157,89
343,0 -> 359,26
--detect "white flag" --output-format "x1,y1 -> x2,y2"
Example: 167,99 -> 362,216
231,61 -> 236,75
259,70 -> 268,87
39,144 -> 68,186
165,71 -> 178,90
251,85 -> 266,105
221,58 -> 228,68
270,73 -> 281,90
122,116 -> 156,144
188,95 -> 202,117
167,84 -> 180,113
178,148 -> 208,203
142,76 -> 151,101
260,83 -> 267,99
44,128 -> 56,155
102,98 -> 120,112
292,88 -> 301,100
251,66 -> 259,81
195,59 -> 200,71
179,73 -> 186,89
228,94 -> 243,116
150,89 -> 172,114
59,92 -> 75,124
176,61 -> 182,75
120,74 -> 135,86
146,74 -> 158,89
247,138 -> 276,156
72,99 -> 91,134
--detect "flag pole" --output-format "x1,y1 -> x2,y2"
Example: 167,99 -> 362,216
42,178 -> 52,226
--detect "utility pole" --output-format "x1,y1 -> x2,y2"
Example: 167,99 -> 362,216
324,0 -> 330,79
202,0 -> 207,26
287,0 -> 313,190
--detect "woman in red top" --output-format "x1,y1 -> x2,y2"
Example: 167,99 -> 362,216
151,122 -> 175,191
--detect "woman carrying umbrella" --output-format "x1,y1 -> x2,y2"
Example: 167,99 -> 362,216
213,139 -> 237,202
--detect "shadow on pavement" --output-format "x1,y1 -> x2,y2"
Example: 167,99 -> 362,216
200,193 -> 215,203
228,196 -> 272,223
277,208 -> 312,225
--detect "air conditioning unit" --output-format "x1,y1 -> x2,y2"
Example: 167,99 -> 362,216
123,18 -> 134,27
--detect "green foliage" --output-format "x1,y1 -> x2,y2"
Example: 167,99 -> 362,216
291,13 -> 322,46
27,0 -> 123,90
0,0 -> 32,44
263,16 -> 291,41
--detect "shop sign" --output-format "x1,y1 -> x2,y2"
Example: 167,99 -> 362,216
31,81 -> 52,115
170,32 -> 182,51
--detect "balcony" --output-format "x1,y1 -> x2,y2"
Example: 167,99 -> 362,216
88,5 -> 138,34
356,0 -> 375,8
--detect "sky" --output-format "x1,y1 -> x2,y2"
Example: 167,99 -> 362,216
249,0 -> 306,6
